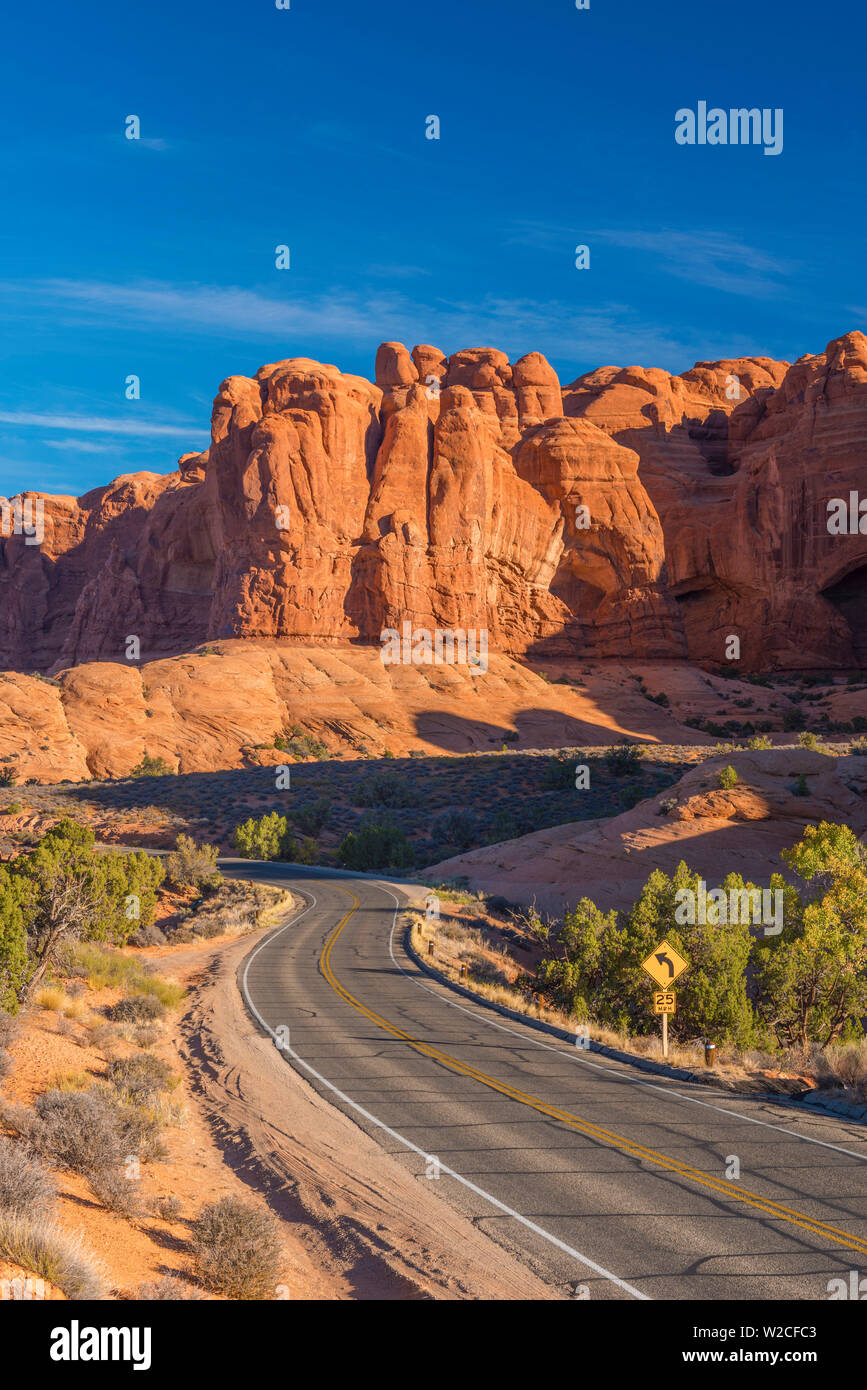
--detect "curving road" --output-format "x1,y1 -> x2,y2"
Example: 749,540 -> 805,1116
225,861 -> 867,1301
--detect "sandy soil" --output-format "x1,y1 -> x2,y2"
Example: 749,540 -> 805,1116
2,919 -> 560,1300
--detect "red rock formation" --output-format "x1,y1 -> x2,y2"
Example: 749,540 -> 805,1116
2,332 -> 866,674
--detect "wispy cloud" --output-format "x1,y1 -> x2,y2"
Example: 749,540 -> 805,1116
43,438 -> 128,453
0,408 -> 203,438
596,229 -> 794,296
0,276 -> 709,372
509,222 -> 794,297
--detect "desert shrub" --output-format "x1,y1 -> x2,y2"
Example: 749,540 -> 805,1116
138,1273 -> 207,1295
290,798 -> 331,836
485,807 -> 534,843
793,772 -> 809,797
605,742 -> 641,776
357,773 -> 417,809
717,765 -> 739,790
274,730 -> 329,760
542,754 -> 580,789
130,753 -> 172,777
107,1054 -> 174,1101
798,731 -> 819,750
1,802 -> 22,814
151,1193 -> 183,1221
130,921 -> 167,948
0,1210 -> 107,1299
108,993 -> 167,1023
746,735 -> 773,750
89,1166 -> 142,1215
128,1022 -> 162,1048
0,1006 -> 20,1049
165,834 -> 221,890
0,1138 -> 57,1215
338,818 -> 414,872
86,1020 -> 119,1051
191,1196 -> 284,1299
431,808 -> 478,850
0,766 -> 16,786
137,1275 -> 204,1300
23,1084 -> 165,1177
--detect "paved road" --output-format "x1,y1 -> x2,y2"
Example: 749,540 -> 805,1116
227,861 -> 867,1300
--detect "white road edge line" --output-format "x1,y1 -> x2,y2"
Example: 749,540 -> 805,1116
379,884 -> 867,1164
240,889 -> 649,1301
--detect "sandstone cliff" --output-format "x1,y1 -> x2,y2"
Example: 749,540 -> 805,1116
3,333 -> 866,673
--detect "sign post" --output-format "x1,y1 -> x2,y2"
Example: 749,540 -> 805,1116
641,941 -> 689,1059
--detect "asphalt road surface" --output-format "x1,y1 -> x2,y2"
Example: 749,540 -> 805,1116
226,861 -> 867,1301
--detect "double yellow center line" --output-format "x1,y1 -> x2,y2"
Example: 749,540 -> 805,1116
320,888 -> 867,1256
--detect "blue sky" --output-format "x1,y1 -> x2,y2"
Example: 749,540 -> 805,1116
1,0 -> 864,497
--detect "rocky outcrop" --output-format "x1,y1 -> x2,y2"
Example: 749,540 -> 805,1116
2,333 -> 866,673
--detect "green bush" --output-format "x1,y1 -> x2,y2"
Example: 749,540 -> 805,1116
717,765 -> 739,790
6,821 -> 165,1009
605,742 -> 641,776
753,822 -> 867,1048
130,752 -> 172,777
538,862 -> 758,1047
356,774 -> 416,809
274,730 -> 329,760
232,812 -> 289,860
542,753 -> 581,789
165,833 -> 221,889
431,808 -> 478,850
338,818 -> 414,872
290,798 -> 331,836
231,812 -> 317,864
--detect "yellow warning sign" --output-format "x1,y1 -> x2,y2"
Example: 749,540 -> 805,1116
641,940 -> 689,988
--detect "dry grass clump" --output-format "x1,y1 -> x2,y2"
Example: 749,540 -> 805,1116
0,1210 -> 107,1299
